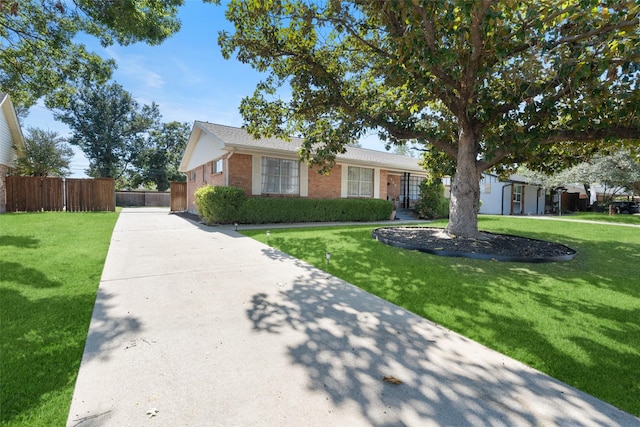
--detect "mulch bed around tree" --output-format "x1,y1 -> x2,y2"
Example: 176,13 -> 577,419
372,227 -> 577,263
174,212 -> 576,263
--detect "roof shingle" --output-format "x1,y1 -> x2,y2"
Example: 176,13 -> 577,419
195,121 -> 425,173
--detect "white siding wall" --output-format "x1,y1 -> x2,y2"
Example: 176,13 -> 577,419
523,185 -> 544,215
479,182 -> 544,215
479,180 -> 506,215
184,132 -> 225,172
0,108 -> 16,166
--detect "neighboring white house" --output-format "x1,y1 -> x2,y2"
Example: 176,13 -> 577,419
0,93 -> 25,213
444,173 -> 546,215
479,173 -> 546,215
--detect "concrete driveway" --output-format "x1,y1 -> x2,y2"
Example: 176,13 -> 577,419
66,208 -> 639,426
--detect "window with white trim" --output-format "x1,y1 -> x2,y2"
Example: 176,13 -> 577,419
212,159 -> 223,174
348,166 -> 374,197
261,157 -> 299,194
513,185 -> 523,203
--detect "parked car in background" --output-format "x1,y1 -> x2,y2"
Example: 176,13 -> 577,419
610,201 -> 640,214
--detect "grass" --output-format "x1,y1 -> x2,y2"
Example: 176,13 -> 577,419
563,211 -> 640,224
0,211 -> 119,427
241,217 -> 640,416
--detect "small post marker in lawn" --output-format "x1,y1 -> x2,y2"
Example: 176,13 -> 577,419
326,252 -> 331,266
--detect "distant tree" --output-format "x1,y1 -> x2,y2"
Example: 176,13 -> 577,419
558,151 -> 640,203
392,144 -> 418,158
517,165 -> 566,189
219,1 -> 640,238
54,82 -> 160,184
13,127 -> 73,177
0,0 -> 183,108
130,121 -> 190,191
520,151 -> 640,204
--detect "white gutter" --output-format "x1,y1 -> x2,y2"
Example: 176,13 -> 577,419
225,150 -> 234,186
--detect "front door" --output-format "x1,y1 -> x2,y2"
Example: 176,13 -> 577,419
400,174 -> 423,209
512,185 -> 523,215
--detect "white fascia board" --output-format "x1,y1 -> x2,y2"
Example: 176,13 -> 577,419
179,126 -> 227,172
1,95 -> 25,150
337,160 -> 427,177
227,145 -> 300,160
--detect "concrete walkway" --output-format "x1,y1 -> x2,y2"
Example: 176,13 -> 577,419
67,208 -> 639,426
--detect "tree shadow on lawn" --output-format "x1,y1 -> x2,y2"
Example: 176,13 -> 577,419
0,235 -> 40,249
246,266 -> 636,426
0,260 -> 63,288
0,287 -> 141,425
0,288 -> 95,424
262,228 -> 640,417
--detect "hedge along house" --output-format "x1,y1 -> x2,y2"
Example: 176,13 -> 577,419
178,122 -> 427,215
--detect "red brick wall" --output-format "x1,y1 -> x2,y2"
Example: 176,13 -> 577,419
186,153 -> 401,213
185,154 -> 229,213
210,166 -> 225,187
186,164 -> 206,213
228,153 -> 252,195
308,165 -> 342,199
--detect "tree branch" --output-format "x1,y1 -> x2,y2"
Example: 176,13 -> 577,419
408,2 -> 459,89
488,14 -> 639,70
541,128 -> 640,145
465,0 -> 492,94
553,18 -> 640,47
478,126 -> 640,171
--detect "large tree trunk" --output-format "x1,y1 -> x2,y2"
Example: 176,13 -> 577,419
446,132 -> 481,238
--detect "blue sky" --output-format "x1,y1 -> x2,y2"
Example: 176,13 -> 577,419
22,1 -> 389,177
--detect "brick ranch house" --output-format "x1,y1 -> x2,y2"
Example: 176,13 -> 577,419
178,122 -> 428,215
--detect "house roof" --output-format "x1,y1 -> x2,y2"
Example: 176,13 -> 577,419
479,172 -> 542,186
180,121 -> 426,174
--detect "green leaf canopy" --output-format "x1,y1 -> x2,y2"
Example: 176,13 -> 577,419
0,0 -> 183,108
54,82 -> 160,183
219,0 -> 640,237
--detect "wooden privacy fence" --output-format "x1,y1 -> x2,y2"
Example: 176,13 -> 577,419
6,176 -> 115,212
170,181 -> 187,212
116,191 -> 170,207
66,178 -> 115,212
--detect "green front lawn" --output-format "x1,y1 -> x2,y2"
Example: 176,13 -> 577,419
565,211 -> 640,224
241,217 -> 640,416
0,212 -> 119,427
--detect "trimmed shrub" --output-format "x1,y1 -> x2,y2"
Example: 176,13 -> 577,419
194,187 -> 393,224
414,178 -> 449,219
238,197 -> 394,224
195,185 -> 246,224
